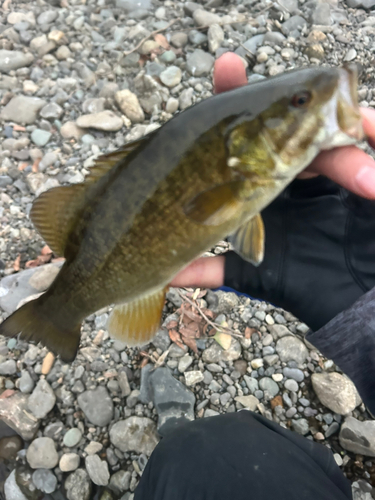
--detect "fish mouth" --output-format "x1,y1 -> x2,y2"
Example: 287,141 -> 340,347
337,64 -> 364,141
319,64 -> 364,149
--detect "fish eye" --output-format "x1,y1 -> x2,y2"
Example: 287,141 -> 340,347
291,91 -> 312,108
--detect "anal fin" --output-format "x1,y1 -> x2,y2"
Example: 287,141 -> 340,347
107,287 -> 168,346
229,213 -> 265,266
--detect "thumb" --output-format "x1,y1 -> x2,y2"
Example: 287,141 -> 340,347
170,256 -> 225,289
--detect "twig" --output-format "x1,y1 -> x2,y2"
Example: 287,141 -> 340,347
239,42 -> 256,58
124,18 -> 180,56
177,289 -> 242,338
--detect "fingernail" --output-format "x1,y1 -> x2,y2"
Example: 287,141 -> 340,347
356,166 -> 375,198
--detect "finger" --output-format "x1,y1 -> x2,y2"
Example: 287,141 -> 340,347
213,52 -> 247,94
308,145 -> 375,199
170,256 -> 225,289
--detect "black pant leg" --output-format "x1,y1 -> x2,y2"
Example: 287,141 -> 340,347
134,411 -> 352,500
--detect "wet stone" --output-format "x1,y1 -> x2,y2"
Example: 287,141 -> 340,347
32,469 -> 57,494
109,417 -> 159,456
77,386 -> 114,426
28,379 -> 56,419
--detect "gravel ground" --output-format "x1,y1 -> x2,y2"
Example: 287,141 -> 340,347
0,0 -> 375,499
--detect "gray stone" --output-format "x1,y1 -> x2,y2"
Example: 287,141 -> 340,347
146,367 -> 196,435
263,31 -> 286,44
208,24 -> 224,53
193,9 -> 221,26
1,96 -> 46,125
244,375 -> 259,393
170,32 -> 188,48
282,15 -> 307,34
179,88 -> 194,110
277,0 -> 298,12
31,129 -> 52,147
32,469 -> 57,494
186,49 -> 215,77
127,389 -> 140,408
118,370 -> 131,397
84,441 -> 103,455
26,437 -> 58,469
0,175 -> 12,188
85,455 -> 110,486
235,395 -> 259,411
312,373 -> 360,415
203,338 -> 241,363
189,30 -> 208,46
65,469 -> 92,500
268,324 -> 292,339
152,328 -> 171,351
312,3 -> 331,25
242,34 -> 265,55
78,386 -> 114,426
160,66 -> 182,88
276,336 -> 308,364
0,50 -> 34,73
28,379 -> 56,419
37,10 -> 58,25
0,393 -> 39,440
77,111 -> 123,131
283,368 -> 304,382
4,470 -> 28,500
292,418 -> 309,435
109,470 -> 131,494
19,371 -> 35,393
59,453 -> 80,472
40,102 -> 63,120
116,0 -> 151,11
109,417 -> 159,455
259,377 -> 279,397
63,428 -> 82,447
0,263 -> 62,315
0,359 -> 16,375
339,417 -> 375,456
284,379 -> 299,392
39,152 -> 57,171
178,355 -> 193,373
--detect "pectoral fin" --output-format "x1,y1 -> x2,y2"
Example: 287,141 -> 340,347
229,213 -> 265,266
184,181 -> 245,226
107,287 -> 168,346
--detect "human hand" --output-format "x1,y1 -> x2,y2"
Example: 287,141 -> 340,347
171,52 -> 375,290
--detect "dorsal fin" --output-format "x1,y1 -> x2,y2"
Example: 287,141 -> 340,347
30,136 -> 149,257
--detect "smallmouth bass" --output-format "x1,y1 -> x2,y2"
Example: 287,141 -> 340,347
0,65 -> 364,362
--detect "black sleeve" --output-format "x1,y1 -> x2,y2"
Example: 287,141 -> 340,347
224,176 -> 375,331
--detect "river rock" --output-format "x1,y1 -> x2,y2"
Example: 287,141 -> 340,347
0,50 -> 34,73
193,9 -> 221,26
115,89 -> 144,123
65,469 -> 92,500
4,470 -> 28,500
1,96 -> 46,125
186,49 -> 214,76
159,66 -> 182,88
28,379 -> 56,419
146,367 -> 195,436
208,24 -> 224,53
235,395 -> 259,411
78,386 -> 113,426
60,453 -> 80,472
339,417 -> 375,456
85,455 -> 110,486
0,393 -> 39,441
26,437 -> 58,469
76,111 -> 123,131
0,359 -> 16,375
312,372 -> 360,415
109,417 -> 159,455
276,336 -> 308,364
32,469 -> 57,494
203,338 -> 241,363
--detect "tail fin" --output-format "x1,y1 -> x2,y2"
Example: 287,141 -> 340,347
0,298 -> 81,363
